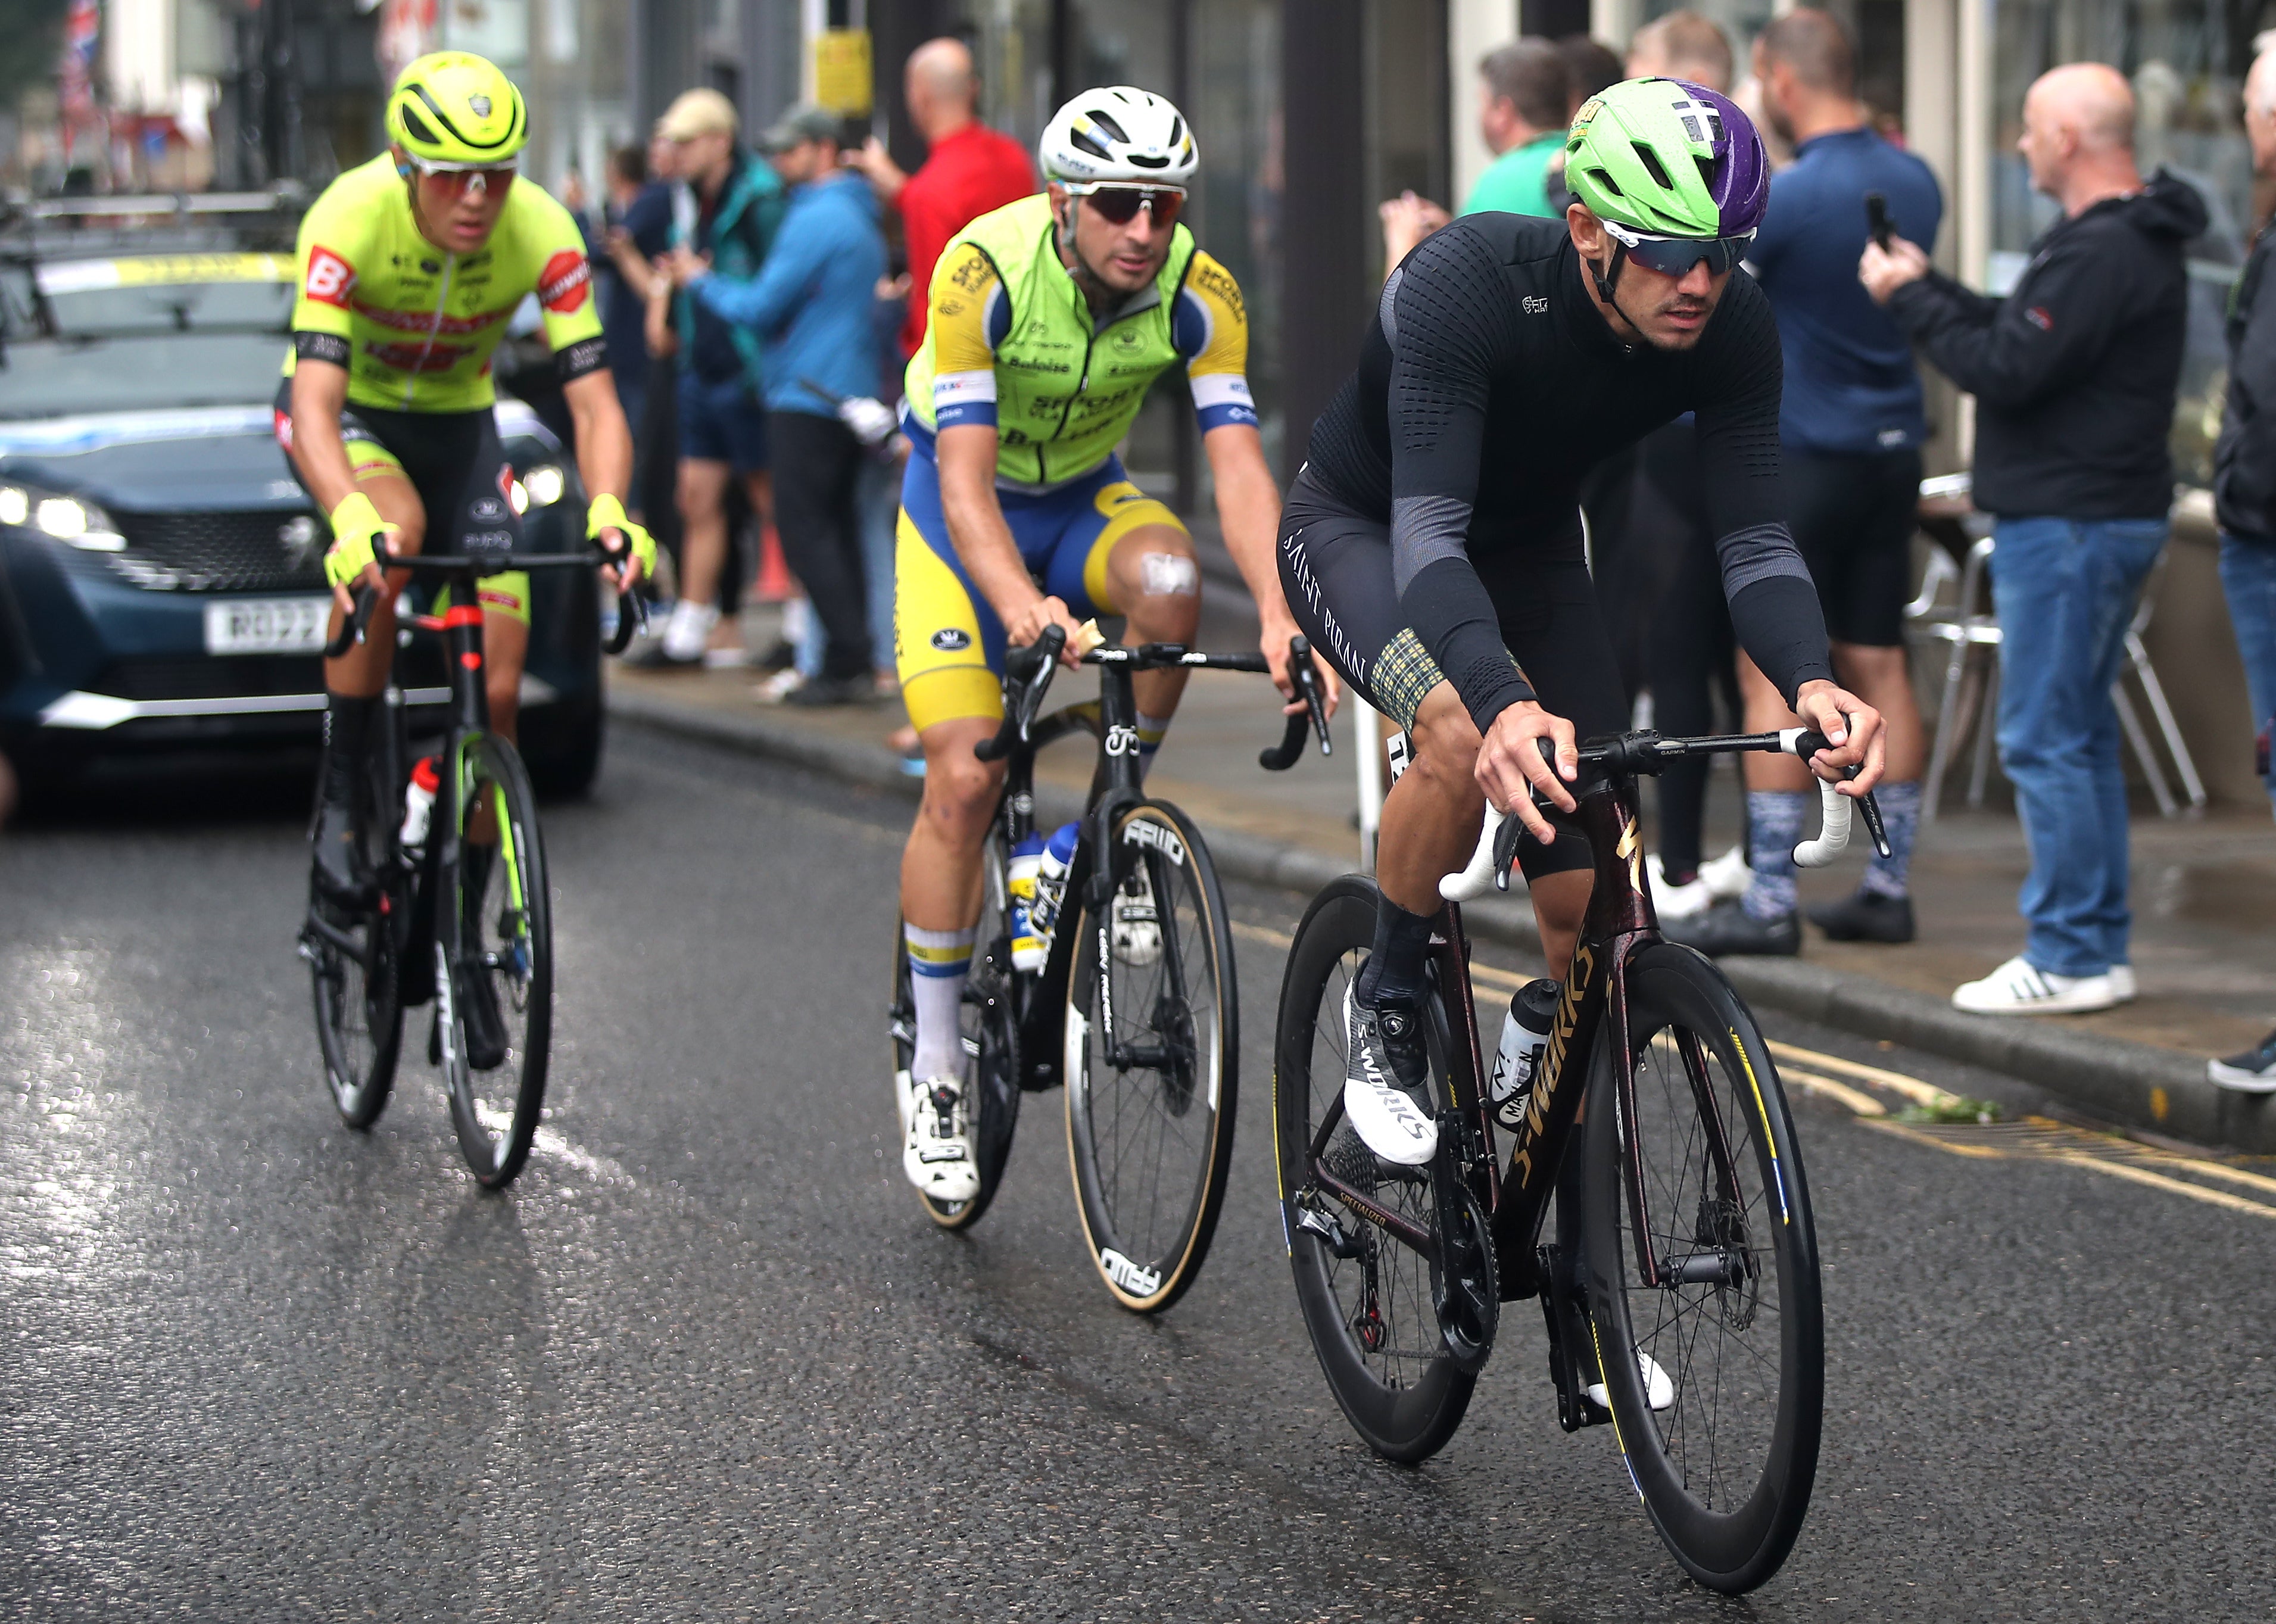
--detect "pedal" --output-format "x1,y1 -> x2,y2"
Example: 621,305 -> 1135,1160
1293,1193 -> 1363,1259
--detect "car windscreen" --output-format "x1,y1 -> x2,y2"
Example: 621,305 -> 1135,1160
0,257 -> 292,419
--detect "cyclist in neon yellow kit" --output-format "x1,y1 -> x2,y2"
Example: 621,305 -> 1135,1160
892,86 -> 1335,1203
279,52 -> 653,920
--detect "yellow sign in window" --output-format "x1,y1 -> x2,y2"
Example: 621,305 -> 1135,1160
813,28 -> 872,117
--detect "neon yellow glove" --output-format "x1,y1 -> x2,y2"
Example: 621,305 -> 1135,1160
325,491 -> 393,589
586,493 -> 656,581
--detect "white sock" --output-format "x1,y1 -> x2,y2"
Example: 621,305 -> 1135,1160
905,922 -> 976,1083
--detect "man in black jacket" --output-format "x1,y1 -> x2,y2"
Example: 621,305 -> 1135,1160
2208,46 -> 2276,1087
1863,62 -> 2205,1017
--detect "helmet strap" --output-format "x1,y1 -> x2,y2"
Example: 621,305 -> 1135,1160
1591,244 -> 1644,348
1053,196 -> 1116,311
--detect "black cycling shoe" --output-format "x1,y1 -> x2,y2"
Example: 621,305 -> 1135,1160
453,959 -> 510,1072
1665,898 -> 1800,958
309,797 -> 373,906
1807,887 -> 1916,943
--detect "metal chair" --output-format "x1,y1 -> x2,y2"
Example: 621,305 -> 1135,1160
1907,477 -> 2206,819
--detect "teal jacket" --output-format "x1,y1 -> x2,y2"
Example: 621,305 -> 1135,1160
671,151 -> 787,394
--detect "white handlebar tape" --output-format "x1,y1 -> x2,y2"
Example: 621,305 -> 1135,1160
1441,807 -> 1510,902
1791,778 -> 1852,869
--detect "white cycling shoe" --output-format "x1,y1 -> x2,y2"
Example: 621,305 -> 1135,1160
1588,1351 -> 1676,1413
1112,872 -> 1162,967
1342,984 -> 1438,1167
1647,854 -> 1713,922
1699,844 -> 1753,902
899,1069 -> 981,1202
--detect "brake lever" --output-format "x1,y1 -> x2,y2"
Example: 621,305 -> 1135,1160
974,624 -> 1065,763
1258,634 -> 1333,770
323,585 -> 379,660
599,540 -> 649,655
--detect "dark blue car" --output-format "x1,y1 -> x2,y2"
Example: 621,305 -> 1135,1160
0,200 -> 605,795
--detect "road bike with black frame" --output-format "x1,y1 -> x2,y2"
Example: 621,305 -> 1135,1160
298,540 -> 643,1189
889,623 -> 1330,1311
1273,724 -> 1886,1592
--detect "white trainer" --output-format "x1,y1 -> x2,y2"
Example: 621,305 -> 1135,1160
2108,964 -> 2137,1003
660,599 -> 719,663
1647,854 -> 1714,922
1342,985 -> 1438,1167
1699,844 -> 1753,902
1588,1351 -> 1675,1413
1112,872 -> 1162,967
1951,955 -> 2118,1016
901,1071 -> 981,1202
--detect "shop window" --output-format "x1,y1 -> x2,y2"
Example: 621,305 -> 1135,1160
1992,0 -> 2262,488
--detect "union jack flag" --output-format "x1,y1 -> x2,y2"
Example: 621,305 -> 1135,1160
1664,88 -> 1725,150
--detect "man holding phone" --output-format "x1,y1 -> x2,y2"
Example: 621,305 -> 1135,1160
1673,8 -> 1943,954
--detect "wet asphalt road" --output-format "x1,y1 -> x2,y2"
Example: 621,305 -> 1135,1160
5,727 -> 2276,1622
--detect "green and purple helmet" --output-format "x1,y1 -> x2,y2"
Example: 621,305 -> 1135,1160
1565,77 -> 1768,239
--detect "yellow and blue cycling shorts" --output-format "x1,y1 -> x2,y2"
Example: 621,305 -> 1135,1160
894,441 -> 1187,731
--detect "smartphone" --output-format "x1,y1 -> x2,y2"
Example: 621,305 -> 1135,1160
1866,192 -> 1895,250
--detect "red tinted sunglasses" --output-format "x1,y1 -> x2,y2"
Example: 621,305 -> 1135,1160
1077,186 -> 1185,228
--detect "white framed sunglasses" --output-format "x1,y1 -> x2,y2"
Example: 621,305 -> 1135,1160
1059,180 -> 1187,227
1600,218 -> 1754,276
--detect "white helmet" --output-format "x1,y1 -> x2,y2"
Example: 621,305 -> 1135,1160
1039,86 -> 1198,187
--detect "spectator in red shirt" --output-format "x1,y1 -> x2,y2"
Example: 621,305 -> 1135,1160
848,37 -> 1037,359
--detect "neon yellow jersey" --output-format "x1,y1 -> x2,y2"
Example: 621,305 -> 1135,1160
282,153 -> 607,413
903,193 -> 1257,490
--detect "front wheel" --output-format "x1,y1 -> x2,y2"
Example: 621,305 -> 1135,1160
1583,942 -> 1823,1594
439,734 -> 554,1189
307,746 -> 405,1129
1064,799 -> 1236,1314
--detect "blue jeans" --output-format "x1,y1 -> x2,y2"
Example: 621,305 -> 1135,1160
799,451 -> 899,679
2219,531 -> 2276,819
1991,515 -> 2169,978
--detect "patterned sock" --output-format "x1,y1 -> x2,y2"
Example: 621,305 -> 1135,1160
1136,712 -> 1171,780
1860,779 -> 1922,899
1741,790 -> 1807,922
905,923 -> 976,1083
1354,899 -> 1436,1008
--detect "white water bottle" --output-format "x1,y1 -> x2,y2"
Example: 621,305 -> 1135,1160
398,756 -> 440,853
1030,822 -> 1080,945
1489,978 -> 1561,1133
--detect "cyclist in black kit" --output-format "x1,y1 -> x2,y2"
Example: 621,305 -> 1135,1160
1282,77 -> 1885,1166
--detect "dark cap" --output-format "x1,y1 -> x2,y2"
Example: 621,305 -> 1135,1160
759,104 -> 844,152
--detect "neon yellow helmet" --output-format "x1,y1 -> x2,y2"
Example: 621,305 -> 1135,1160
386,52 -> 529,168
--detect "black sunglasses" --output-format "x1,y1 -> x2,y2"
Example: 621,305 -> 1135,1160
1610,227 -> 1754,278
1078,186 -> 1185,228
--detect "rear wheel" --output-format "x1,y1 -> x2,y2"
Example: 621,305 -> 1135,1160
439,734 -> 554,1189
1272,876 -> 1474,1462
307,748 -> 404,1129
1064,799 -> 1237,1313
1583,943 -> 1823,1594
890,829 -> 1020,1230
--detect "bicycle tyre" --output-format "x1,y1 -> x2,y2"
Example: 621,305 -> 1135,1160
308,748 -> 406,1130
889,830 -> 1020,1230
1583,942 -> 1823,1594
1272,875 -> 1474,1463
1064,797 -> 1237,1314
439,732 -> 553,1189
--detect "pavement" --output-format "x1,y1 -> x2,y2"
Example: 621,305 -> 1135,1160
9,730 -> 2276,1618
612,596 -> 2276,1155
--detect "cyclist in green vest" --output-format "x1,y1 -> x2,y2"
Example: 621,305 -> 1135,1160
893,86 -> 1333,1202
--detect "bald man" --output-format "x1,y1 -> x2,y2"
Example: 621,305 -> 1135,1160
1863,62 -> 2207,1016
849,37 -> 1036,359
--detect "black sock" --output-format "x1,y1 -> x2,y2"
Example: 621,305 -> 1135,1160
320,694 -> 379,805
1355,898 -> 1435,1009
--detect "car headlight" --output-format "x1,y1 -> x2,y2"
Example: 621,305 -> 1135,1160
510,464 -> 566,516
0,480 -> 126,550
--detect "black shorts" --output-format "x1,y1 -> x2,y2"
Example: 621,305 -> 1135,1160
1785,445 -> 1921,649
1278,465 -> 1630,881
274,381 -> 526,562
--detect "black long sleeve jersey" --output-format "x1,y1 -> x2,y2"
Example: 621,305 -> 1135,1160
1302,213 -> 1833,729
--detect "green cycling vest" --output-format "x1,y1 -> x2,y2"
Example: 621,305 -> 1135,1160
907,192 -> 1199,488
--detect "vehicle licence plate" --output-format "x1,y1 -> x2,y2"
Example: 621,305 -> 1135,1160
204,596 -> 332,655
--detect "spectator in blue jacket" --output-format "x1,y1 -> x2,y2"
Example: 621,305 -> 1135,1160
671,104 -> 891,705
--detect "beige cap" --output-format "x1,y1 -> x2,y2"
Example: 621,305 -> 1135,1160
657,88 -> 738,142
